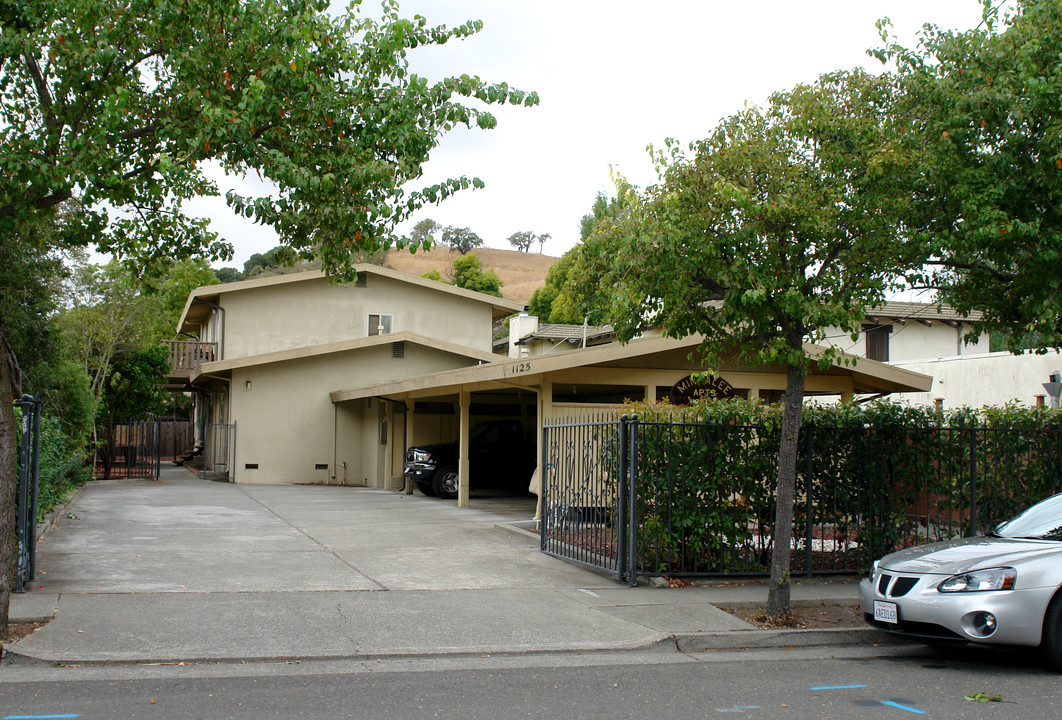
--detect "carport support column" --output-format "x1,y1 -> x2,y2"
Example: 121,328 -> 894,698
535,380 -> 552,521
458,390 -> 471,508
404,401 -> 415,494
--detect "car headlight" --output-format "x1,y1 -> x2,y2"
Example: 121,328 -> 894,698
411,450 -> 431,463
938,567 -> 1016,593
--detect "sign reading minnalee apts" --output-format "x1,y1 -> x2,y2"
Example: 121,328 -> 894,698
669,374 -> 735,405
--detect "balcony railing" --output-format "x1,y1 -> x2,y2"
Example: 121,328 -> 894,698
164,340 -> 217,379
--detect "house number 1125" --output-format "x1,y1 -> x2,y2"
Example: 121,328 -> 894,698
509,362 -> 532,374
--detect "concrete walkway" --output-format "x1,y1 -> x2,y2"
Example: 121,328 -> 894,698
8,466 -> 880,664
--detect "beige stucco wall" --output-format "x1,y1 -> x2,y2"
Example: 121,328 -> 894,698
890,349 -> 1062,408
227,343 -> 479,485
217,274 -> 495,360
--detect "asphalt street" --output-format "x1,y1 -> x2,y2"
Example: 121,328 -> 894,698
0,643 -> 1056,719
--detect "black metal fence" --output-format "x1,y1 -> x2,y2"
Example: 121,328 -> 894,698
93,413 -> 163,480
15,395 -> 41,594
541,414 -> 1062,583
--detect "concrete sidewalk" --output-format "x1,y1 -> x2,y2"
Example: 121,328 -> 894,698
8,466 -> 886,664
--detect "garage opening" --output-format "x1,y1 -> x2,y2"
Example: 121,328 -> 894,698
403,389 -> 537,501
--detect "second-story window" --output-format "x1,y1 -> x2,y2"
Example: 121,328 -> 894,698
865,324 -> 892,362
368,313 -> 394,336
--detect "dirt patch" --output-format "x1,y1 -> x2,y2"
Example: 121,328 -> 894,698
720,604 -> 865,629
385,246 -> 557,306
4,621 -> 48,643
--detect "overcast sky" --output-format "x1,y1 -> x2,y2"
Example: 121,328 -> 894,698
186,0 -> 990,269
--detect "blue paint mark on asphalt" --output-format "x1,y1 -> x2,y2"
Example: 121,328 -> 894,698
809,684 -> 868,690
3,715 -> 81,719
880,700 -> 927,714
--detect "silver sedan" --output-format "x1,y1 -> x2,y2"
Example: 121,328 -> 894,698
860,492 -> 1062,669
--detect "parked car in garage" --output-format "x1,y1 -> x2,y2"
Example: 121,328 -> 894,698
860,492 -> 1062,669
402,419 -> 536,499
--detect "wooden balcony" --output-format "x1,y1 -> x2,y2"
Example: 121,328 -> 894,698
163,340 -> 217,389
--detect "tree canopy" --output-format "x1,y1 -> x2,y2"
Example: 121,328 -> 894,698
882,0 -> 1062,350
507,230 -> 549,253
594,69 -> 914,613
442,226 -> 484,255
451,252 -> 502,297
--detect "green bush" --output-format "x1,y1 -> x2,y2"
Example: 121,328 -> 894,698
618,399 -> 1062,575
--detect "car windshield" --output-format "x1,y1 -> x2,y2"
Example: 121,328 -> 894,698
994,493 -> 1062,540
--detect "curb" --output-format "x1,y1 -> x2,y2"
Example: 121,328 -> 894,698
3,627 -> 909,667
672,626 -> 911,653
2,634 -> 679,667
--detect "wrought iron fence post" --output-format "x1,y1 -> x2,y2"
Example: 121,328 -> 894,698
617,415 -> 629,584
968,428 -> 979,536
805,423 -> 814,579
29,395 -> 41,581
541,424 -> 550,552
15,395 -> 39,593
626,415 -> 639,587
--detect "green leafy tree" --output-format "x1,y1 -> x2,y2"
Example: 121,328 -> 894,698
507,230 -> 549,253
528,187 -> 636,326
214,267 -> 244,284
578,182 -> 635,242
880,0 -> 1062,350
442,226 -> 485,255
528,251 -> 583,324
143,258 -> 221,341
58,259 -> 162,409
596,70 -> 914,615
410,218 -> 442,248
451,252 -> 502,297
0,0 -> 535,635
420,269 -> 445,283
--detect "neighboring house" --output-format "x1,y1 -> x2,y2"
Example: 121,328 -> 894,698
500,302 -> 990,365
820,301 -> 989,363
494,311 -> 616,357
165,266 -> 932,508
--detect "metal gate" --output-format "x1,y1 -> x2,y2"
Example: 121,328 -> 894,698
541,413 -> 637,586
94,413 -> 162,480
15,394 -> 41,593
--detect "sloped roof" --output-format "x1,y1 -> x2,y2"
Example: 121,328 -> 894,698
868,301 -> 983,323
332,333 -> 933,404
177,264 -> 523,334
492,323 -> 616,351
189,331 -> 496,383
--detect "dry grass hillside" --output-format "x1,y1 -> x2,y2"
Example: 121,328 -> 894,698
384,246 -> 558,306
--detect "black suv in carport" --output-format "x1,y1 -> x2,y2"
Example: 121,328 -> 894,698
403,419 -> 536,499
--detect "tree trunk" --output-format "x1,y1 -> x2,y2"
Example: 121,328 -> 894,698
767,363 -> 806,617
0,344 -> 17,639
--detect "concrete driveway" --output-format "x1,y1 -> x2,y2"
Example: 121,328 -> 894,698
10,466 -> 751,663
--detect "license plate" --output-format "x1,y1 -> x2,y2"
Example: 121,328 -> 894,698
874,600 -> 899,624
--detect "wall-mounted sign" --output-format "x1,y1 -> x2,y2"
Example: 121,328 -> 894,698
669,374 -> 735,405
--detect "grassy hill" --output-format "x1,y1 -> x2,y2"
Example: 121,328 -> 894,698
385,246 -> 557,306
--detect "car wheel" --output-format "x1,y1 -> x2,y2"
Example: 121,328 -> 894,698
416,481 -> 436,497
432,466 -> 459,499
1042,592 -> 1062,671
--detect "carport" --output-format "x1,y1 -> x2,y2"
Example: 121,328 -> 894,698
330,333 -> 934,513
